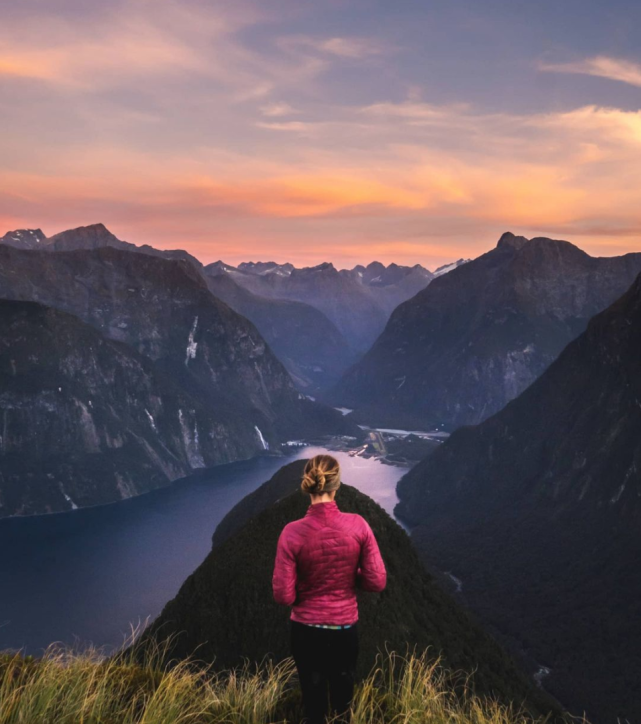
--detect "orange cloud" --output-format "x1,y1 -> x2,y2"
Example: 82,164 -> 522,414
2,2 -> 641,267
177,173 -> 429,217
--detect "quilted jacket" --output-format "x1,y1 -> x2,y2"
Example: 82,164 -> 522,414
272,500 -> 387,625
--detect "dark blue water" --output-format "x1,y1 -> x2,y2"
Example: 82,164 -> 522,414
0,447 -> 405,654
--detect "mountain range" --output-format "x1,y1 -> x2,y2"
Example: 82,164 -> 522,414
203,256 -> 458,391
0,223 -> 204,268
204,272 -> 356,392
330,232 -> 641,430
395,271 -> 641,723
205,258 -> 437,355
0,243 -> 358,514
1,224 -> 467,393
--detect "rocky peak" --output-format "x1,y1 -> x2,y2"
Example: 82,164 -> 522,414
205,260 -> 238,276
518,235 -> 591,264
0,228 -> 48,249
295,261 -> 337,276
496,231 -> 529,251
331,232 -> 641,430
47,223 -> 123,250
365,260 -> 386,272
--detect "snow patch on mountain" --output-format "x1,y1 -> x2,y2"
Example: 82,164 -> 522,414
185,316 -> 198,365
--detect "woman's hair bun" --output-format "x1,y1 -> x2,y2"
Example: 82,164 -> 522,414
301,455 -> 340,495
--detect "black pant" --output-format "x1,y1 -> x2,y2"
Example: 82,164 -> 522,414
290,620 -> 359,724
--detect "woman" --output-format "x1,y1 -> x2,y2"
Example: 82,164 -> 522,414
272,454 -> 387,724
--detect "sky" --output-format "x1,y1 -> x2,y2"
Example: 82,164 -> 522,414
1,0 -> 641,268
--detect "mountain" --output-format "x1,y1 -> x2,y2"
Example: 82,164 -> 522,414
0,228 -> 47,249
1,223 -> 204,269
433,258 -> 470,277
346,260 -> 433,289
206,260 -> 239,275
330,232 -> 641,430
46,222 -> 130,251
238,260 -> 294,276
205,272 -> 356,392
341,261 -> 435,315
205,261 -> 389,354
395,272 -> 641,723
3,226 -> 358,392
2,224 -> 446,360
0,245 -> 359,451
0,299 -> 273,516
139,459 -> 561,718
206,260 -> 434,355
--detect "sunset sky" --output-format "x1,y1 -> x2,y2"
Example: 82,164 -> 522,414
1,0 -> 641,268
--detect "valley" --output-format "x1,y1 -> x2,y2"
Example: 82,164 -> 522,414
1,221 -> 638,723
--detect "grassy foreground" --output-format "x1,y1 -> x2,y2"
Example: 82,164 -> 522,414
0,642 -> 578,724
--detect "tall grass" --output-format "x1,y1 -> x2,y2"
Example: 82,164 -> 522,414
0,643 -> 575,724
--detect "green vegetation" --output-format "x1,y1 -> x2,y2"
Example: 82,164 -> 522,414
0,644 -> 576,724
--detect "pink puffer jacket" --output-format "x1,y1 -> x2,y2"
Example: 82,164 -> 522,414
272,500 -> 387,625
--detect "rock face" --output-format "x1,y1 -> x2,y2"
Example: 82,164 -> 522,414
0,245 -> 290,429
1,224 -> 435,388
331,232 -> 641,430
0,300 -> 264,516
0,246 -> 359,514
206,261 -> 434,355
141,460 -> 560,718
1,224 -> 441,376
395,273 -> 641,723
46,223 -> 129,251
204,273 -> 356,392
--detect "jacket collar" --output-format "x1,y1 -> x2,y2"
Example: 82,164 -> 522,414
305,500 -> 339,518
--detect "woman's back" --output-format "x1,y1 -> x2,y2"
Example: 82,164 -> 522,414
273,499 -> 386,626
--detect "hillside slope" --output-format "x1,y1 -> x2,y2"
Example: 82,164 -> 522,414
331,232 -> 641,430
0,244 -> 357,447
210,261 -> 429,354
141,460 -> 561,718
0,300 -> 261,516
395,273 -> 641,722
205,272 -> 355,392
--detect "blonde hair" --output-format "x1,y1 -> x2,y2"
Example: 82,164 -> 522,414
301,454 -> 341,496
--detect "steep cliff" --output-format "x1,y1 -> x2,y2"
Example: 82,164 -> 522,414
205,272 -> 356,392
208,261 -> 432,355
0,244 -> 356,446
331,232 -> 641,430
0,300 -> 259,516
395,273 -> 641,722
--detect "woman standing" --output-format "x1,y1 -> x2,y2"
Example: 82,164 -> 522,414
272,454 -> 387,724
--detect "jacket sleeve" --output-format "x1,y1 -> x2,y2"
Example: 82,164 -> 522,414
356,520 -> 387,592
272,526 -> 298,606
